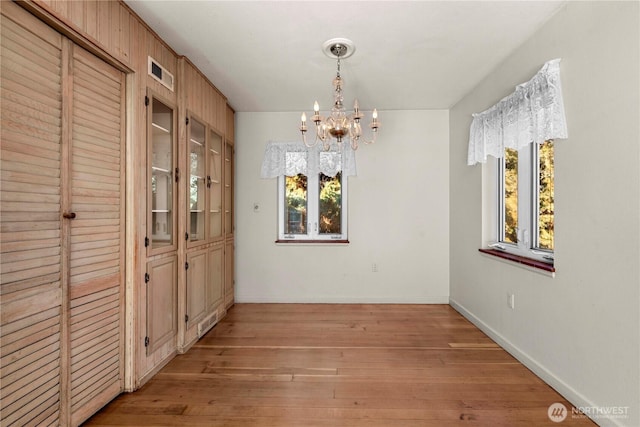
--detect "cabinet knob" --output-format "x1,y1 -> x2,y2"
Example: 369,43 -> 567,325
63,212 -> 76,219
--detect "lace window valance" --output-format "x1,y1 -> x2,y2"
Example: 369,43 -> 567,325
260,141 -> 357,178
467,58 -> 568,165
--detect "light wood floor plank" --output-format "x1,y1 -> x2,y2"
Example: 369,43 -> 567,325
85,304 -> 595,426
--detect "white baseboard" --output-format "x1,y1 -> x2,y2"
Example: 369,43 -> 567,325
449,298 -> 627,427
234,294 -> 450,304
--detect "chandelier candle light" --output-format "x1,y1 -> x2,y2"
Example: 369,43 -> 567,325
300,38 -> 379,150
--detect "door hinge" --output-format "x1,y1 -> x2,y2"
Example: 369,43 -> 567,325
185,262 -> 189,270
144,336 -> 149,347
144,236 -> 149,247
185,232 -> 189,241
144,95 -> 149,106
185,314 -> 189,323
186,117 -> 190,125
144,272 -> 150,283
175,167 -> 180,183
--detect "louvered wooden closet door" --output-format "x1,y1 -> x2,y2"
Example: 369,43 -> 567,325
0,4 -> 64,426
68,45 -> 124,425
1,3 -> 125,425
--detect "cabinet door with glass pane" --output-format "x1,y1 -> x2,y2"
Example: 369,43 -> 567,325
147,92 -> 177,255
208,130 -> 223,240
187,116 -> 206,247
224,141 -> 234,237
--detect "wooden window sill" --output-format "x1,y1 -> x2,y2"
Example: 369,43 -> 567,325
479,248 -> 555,273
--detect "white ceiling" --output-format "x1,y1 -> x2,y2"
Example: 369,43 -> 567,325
124,1 -> 566,113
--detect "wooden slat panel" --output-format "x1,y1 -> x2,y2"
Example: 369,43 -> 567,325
1,325 -> 60,370
72,356 -> 118,398
70,244 -> 120,263
15,393 -> 59,427
1,15 -> 61,59
69,43 -> 124,424
0,305 -> 58,339
1,131 -> 61,162
0,287 -> 62,325
67,0 -> 84,30
71,350 -> 119,392
2,85 -> 62,124
84,0 -> 98,40
71,316 -> 119,353
1,88 -> 61,130
73,162 -> 119,179
0,273 -> 60,297
117,6 -> 131,62
70,286 -> 118,312
71,338 -> 118,372
95,0 -> 110,51
1,341 -> 60,379
72,366 -> 119,413
1,253 -> 61,275
70,238 -> 119,254
1,351 -> 60,399
0,218 -> 59,233
71,303 -> 119,331
0,376 -> 60,427
70,328 -> 118,360
1,229 -> 60,243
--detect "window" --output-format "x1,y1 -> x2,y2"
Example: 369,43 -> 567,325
261,141 -> 355,242
497,140 -> 554,263
278,171 -> 347,241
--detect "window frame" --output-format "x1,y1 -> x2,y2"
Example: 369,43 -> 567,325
277,172 -> 348,242
495,140 -> 554,264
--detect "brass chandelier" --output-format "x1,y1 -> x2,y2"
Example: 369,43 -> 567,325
300,38 -> 379,150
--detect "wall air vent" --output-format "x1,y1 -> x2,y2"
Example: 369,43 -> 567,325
197,311 -> 219,338
148,56 -> 174,91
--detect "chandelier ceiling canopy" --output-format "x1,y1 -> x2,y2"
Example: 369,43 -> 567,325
300,38 -> 379,151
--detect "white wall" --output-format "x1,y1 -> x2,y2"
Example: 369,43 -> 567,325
449,2 -> 639,427
235,110 -> 449,303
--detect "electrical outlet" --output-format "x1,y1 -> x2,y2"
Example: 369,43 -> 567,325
372,263 -> 378,273
507,293 -> 515,309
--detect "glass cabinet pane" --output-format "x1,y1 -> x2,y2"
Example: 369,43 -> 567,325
208,131 -> 223,239
224,142 -> 233,235
189,118 -> 206,243
150,97 -> 174,249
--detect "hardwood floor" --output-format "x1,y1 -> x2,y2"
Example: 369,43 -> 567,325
85,304 -> 595,426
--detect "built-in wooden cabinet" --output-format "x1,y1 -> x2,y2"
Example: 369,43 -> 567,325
145,256 -> 178,355
207,244 -> 225,311
0,1 -> 235,423
148,92 -> 177,254
186,114 -> 224,247
224,136 -> 235,308
225,239 -> 235,308
1,3 -> 126,425
186,248 -> 208,328
209,129 -> 224,240
224,141 -> 234,236
187,117 -> 207,246
140,89 -> 180,380
180,59 -> 234,347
